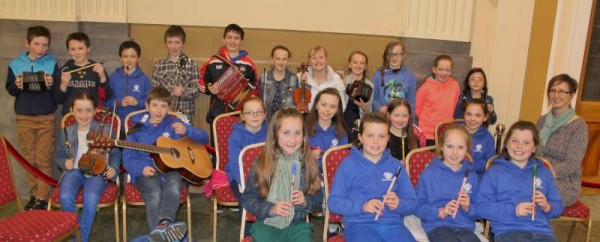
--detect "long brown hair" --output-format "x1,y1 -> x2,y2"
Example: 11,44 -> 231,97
255,108 -> 321,197
380,41 -> 405,87
500,121 -> 540,160
306,88 -> 349,139
346,51 -> 369,79
387,98 -> 418,149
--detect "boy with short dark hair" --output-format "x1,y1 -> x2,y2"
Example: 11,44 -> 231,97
5,25 -> 60,210
57,32 -> 112,114
152,25 -> 200,122
199,23 -> 257,145
123,86 -> 208,241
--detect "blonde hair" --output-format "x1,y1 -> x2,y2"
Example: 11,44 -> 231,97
435,125 -> 471,160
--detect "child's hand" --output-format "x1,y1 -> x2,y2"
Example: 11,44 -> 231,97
104,167 -> 116,179
44,73 -> 53,87
291,190 -> 306,206
270,201 -> 292,217
208,83 -> 219,94
442,200 -> 459,218
143,167 -> 157,177
533,191 -> 551,212
60,72 -> 71,91
457,191 -> 470,212
311,148 -> 322,160
363,199 -> 385,214
378,106 -> 388,115
65,159 -> 74,170
171,122 -> 186,135
354,99 -> 369,112
173,85 -> 183,96
382,191 -> 399,211
515,202 -> 535,217
15,75 -> 23,89
487,104 -> 494,113
92,63 -> 107,83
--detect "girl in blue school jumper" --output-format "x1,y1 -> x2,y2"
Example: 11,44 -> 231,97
54,92 -> 121,242
104,41 -> 152,127
226,96 -> 268,199
476,121 -> 563,242
463,99 -> 495,180
328,112 -> 417,242
306,88 -> 349,171
416,125 -> 481,242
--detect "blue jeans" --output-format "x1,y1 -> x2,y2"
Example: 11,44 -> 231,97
427,226 -> 481,242
135,171 -> 183,231
59,170 -> 107,242
344,222 -> 415,242
496,231 -> 557,242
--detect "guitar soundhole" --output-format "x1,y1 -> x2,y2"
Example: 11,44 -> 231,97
170,148 -> 180,159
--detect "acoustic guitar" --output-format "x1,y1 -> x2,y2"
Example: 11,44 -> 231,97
91,136 -> 212,184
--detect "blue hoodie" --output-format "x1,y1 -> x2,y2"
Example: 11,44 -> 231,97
122,111 -> 209,182
6,51 -> 60,115
328,146 -> 416,225
416,157 -> 479,233
371,67 -> 417,114
225,121 -> 268,185
308,125 -> 348,169
104,66 -> 152,122
470,126 -> 495,180
476,157 -> 563,236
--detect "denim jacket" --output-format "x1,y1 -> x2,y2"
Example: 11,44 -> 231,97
258,69 -> 299,120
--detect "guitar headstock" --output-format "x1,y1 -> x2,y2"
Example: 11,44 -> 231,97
177,54 -> 189,70
88,138 -> 117,148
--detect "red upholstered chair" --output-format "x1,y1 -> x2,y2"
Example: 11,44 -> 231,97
211,111 -> 241,242
434,119 -> 464,145
47,111 -> 121,242
405,146 -> 436,187
121,109 -> 193,242
322,144 -> 353,242
0,136 -> 81,241
412,124 -> 427,148
237,142 -> 265,242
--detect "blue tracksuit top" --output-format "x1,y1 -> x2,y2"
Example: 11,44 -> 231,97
308,124 -> 348,168
416,157 -> 479,233
225,121 -> 268,185
122,111 -> 209,182
470,126 -> 495,180
476,157 -> 563,236
328,146 -> 417,224
104,66 -> 152,122
371,67 -> 417,114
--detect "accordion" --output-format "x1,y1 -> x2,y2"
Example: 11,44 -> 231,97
214,66 -> 257,111
346,79 -> 373,102
22,71 -> 48,92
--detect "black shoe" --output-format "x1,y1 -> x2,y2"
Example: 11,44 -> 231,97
31,199 -> 47,210
24,196 -> 36,211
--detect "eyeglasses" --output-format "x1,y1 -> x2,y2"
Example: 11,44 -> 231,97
388,52 -> 405,58
242,110 -> 265,117
549,89 -> 571,95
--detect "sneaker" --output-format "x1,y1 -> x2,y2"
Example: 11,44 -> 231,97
31,199 -> 47,210
311,211 -> 323,217
216,205 -> 224,214
148,221 -> 188,242
24,196 -> 36,211
229,207 -> 239,212
327,224 -> 340,238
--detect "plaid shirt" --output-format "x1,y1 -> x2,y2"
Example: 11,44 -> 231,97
152,54 -> 200,119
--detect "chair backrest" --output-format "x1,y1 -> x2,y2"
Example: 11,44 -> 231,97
485,155 -> 556,177
213,111 -> 241,171
62,111 -> 122,140
405,146 -> 436,187
412,124 -> 427,148
434,119 -> 465,145
238,142 -> 265,242
322,144 -> 352,218
0,137 -> 22,218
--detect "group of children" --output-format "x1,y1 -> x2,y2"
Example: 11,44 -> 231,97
5,23 -> 562,242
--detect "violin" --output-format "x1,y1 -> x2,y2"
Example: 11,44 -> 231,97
78,108 -> 113,176
293,63 -> 311,113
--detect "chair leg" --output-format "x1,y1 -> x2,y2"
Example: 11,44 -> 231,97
585,217 -> 592,242
187,194 -> 192,242
484,220 -> 490,239
122,197 -> 127,242
567,221 -> 576,242
75,229 -> 82,242
114,199 -> 120,242
212,198 -> 217,242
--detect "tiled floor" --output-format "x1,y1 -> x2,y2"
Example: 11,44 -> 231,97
71,193 -> 599,242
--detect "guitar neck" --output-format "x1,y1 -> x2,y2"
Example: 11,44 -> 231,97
115,140 -> 171,154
